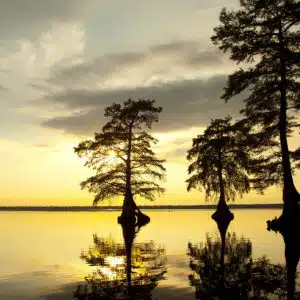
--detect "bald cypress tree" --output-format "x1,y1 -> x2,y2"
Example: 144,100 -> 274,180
75,99 -> 166,220
212,0 -> 300,219
187,117 -> 251,221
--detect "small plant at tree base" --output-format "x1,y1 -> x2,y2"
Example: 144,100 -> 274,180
75,99 -> 166,220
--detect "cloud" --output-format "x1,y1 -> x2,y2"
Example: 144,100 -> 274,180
0,83 -> 7,91
0,0 -> 231,49
0,18 -> 87,143
153,128 -> 204,162
45,40 -> 232,90
0,21 -> 85,111
41,75 -> 244,135
0,1 -> 98,40
0,23 -> 85,79
31,39 -> 241,136
0,1 -> 239,141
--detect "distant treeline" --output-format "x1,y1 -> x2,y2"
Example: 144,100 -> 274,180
0,204 -> 283,212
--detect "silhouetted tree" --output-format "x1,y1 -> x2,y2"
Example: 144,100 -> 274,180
211,0 -> 300,218
75,99 -> 166,219
186,117 -> 250,220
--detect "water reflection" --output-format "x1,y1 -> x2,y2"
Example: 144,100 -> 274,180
74,220 -> 167,299
188,213 -> 297,299
268,218 -> 300,299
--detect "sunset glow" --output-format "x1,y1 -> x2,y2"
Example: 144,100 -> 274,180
0,0 -> 298,207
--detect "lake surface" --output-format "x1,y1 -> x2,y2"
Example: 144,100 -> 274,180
0,209 -> 298,299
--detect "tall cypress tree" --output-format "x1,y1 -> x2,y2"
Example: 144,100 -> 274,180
75,99 -> 166,219
187,117 -> 251,220
212,0 -> 300,218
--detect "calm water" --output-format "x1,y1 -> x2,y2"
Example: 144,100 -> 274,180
0,209 -> 298,299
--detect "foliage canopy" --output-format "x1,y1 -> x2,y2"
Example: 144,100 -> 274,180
75,99 -> 166,206
186,117 -> 251,203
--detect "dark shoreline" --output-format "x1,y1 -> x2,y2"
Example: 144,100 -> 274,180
0,204 -> 283,212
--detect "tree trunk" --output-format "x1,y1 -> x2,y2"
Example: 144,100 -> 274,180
120,118 -> 150,225
122,190 -> 137,218
217,170 -> 227,211
212,149 -> 234,223
217,148 -> 226,209
122,122 -> 136,219
278,20 -> 300,218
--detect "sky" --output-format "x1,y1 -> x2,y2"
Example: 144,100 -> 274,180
0,0 -> 299,206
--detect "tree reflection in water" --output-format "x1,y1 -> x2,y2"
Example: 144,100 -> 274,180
74,221 -> 167,299
268,218 -> 300,300
188,215 -> 297,299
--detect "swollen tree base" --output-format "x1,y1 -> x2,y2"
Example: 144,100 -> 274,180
212,201 -> 234,241
118,211 -> 150,228
267,192 -> 300,232
212,201 -> 234,249
118,194 -> 150,227
212,200 -> 234,224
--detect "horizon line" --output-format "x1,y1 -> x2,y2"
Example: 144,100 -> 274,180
0,203 -> 283,211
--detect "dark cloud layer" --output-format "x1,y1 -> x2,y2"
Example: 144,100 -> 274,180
48,40 -> 228,87
33,39 -> 241,136
42,75 -> 244,135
